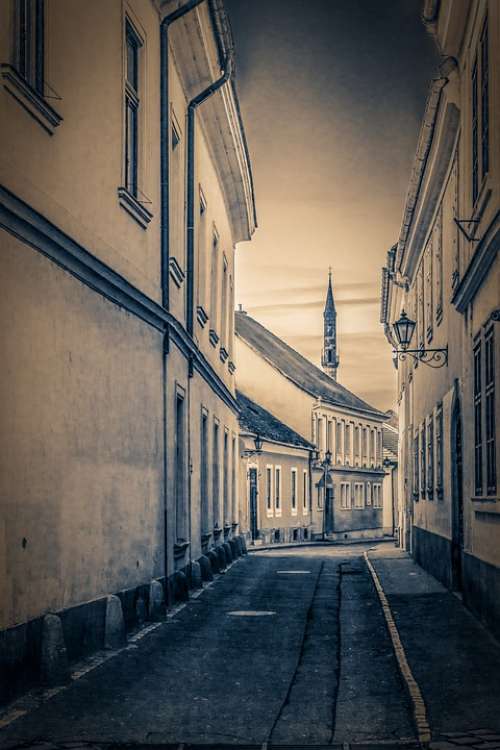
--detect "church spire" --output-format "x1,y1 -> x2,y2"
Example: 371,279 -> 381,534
321,268 -> 339,380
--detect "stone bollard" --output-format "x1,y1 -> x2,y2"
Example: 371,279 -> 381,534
235,536 -> 243,556
199,555 -> 213,582
135,594 -> 147,626
216,545 -> 227,572
223,541 -> 233,565
190,561 -> 203,590
206,549 -> 220,574
148,580 -> 166,621
40,614 -> 70,686
229,538 -> 240,559
104,595 -> 127,650
239,535 -> 248,554
174,571 -> 189,603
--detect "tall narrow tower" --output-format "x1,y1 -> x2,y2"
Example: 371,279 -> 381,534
321,268 -> 339,380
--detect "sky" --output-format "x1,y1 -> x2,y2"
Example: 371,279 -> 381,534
225,0 -> 438,411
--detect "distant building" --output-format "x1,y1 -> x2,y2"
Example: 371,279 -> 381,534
321,269 -> 340,380
235,284 -> 389,541
237,392 -> 315,545
380,0 -> 499,637
0,0 -> 255,702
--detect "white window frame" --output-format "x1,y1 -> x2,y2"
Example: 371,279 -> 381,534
353,482 -> 365,509
340,481 -> 351,510
366,481 -> 372,506
302,470 -> 308,514
373,483 -> 382,508
265,464 -> 273,517
275,466 -> 282,517
291,468 -> 298,515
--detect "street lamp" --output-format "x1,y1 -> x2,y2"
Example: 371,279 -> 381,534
242,433 -> 263,458
392,310 -> 448,368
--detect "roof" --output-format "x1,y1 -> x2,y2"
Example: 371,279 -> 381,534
235,312 -> 385,419
237,391 -> 314,450
382,423 -> 398,462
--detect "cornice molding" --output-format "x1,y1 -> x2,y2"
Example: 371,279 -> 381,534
451,212 -> 500,314
0,185 -> 238,413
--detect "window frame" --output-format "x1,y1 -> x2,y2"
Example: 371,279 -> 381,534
124,20 -> 142,199
274,466 -> 282,517
291,468 -> 298,515
265,465 -> 273,517
302,470 -> 308,514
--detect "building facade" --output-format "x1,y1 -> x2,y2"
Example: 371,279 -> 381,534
380,0 -> 499,636
235,300 -> 389,542
0,0 -> 255,702
237,392 -> 315,545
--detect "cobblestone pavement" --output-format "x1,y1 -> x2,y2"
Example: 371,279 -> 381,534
1,543 -> 499,749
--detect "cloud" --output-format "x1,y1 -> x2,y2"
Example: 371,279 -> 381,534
246,297 -> 379,314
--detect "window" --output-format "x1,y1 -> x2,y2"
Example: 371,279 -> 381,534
197,188 -> 208,314
340,482 -> 351,510
373,484 -> 382,509
480,18 -> 490,182
366,481 -> 372,506
370,429 -> 375,467
345,423 -> 351,464
170,114 -> 184,266
472,16 -> 490,204
377,429 -> 383,466
327,420 -> 333,453
266,466 -> 273,516
213,421 -> 220,528
275,467 -> 282,516
353,483 -> 365,509
427,416 -> 434,499
175,393 -> 186,540
413,431 -> 419,499
200,410 -> 209,535
472,56 -> 479,204
436,405 -> 443,500
417,263 -> 424,354
291,469 -> 297,515
232,435 -> 237,524
362,427 -> 369,466
221,255 -> 229,351
485,328 -> 496,495
336,420 -> 342,458
209,229 -> 220,339
15,0 -> 45,94
434,206 -> 443,323
424,239 -> 433,342
125,22 -> 141,198
303,470 -> 308,514
223,430 -> 229,526
474,340 -> 483,494
317,417 -> 323,451
420,423 -> 426,499
355,425 -> 360,464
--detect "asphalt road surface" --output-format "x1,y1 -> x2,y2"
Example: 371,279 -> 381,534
1,543 -> 500,749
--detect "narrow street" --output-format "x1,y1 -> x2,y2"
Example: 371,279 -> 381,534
1,543 -> 500,750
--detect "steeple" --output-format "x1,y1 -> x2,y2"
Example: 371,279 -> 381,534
321,268 -> 339,380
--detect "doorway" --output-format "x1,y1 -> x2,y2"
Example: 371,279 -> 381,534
451,394 -> 464,591
324,485 -> 334,535
249,468 -> 258,542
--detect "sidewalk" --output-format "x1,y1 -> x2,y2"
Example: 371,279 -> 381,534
368,547 -> 500,747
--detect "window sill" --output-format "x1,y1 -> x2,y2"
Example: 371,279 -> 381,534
209,329 -> 219,348
117,187 -> 153,229
197,305 -> 208,328
168,256 -> 185,288
1,64 -> 62,135
472,497 -> 499,515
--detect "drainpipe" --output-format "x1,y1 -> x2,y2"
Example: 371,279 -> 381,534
159,0 -> 206,594
160,0 -> 206,309
186,45 -> 233,336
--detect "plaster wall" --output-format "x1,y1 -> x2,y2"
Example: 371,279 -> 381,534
0,232 -> 164,631
0,0 -> 162,301
234,336 -> 313,439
